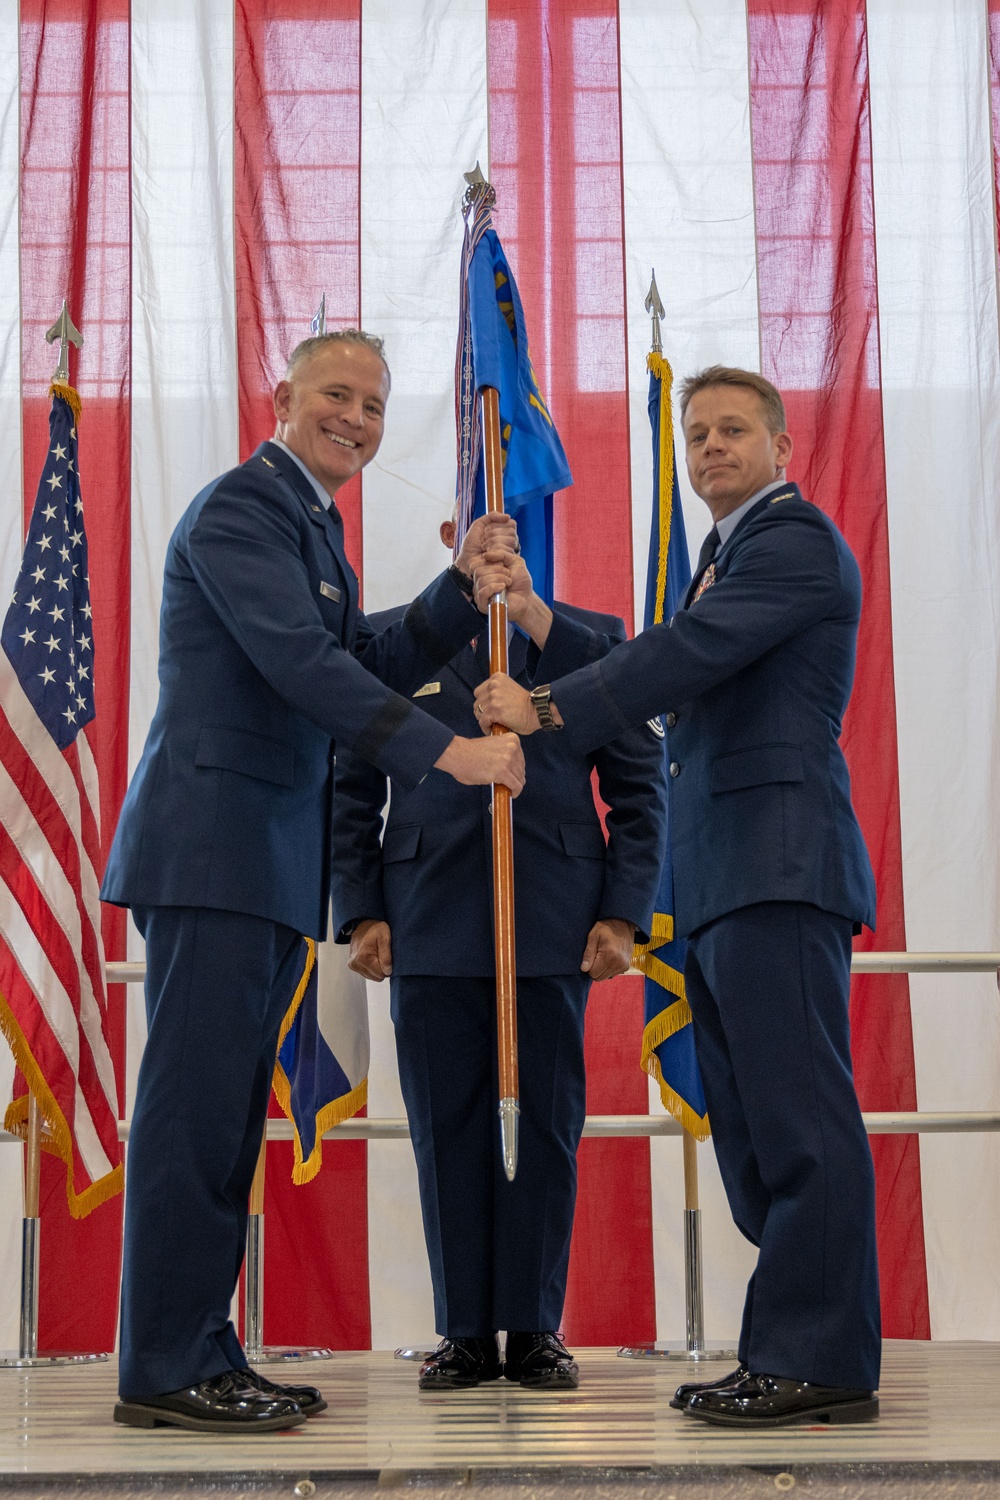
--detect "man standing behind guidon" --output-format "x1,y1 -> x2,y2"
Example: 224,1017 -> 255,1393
475,367 -> 882,1430
330,512 -> 667,1394
101,330 -> 524,1434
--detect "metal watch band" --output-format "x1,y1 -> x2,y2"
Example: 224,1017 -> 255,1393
529,683 -> 562,732
447,562 -> 475,598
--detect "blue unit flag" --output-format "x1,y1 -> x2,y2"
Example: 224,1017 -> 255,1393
272,918 -> 369,1183
455,182 -> 572,602
632,353 -> 709,1139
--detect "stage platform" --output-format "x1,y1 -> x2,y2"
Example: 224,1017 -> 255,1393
1,1341 -> 999,1499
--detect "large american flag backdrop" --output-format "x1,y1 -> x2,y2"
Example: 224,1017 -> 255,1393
0,0 -> 998,1354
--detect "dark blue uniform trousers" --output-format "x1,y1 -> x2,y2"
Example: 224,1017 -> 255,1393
685,901 -> 881,1391
391,973 -> 589,1338
118,905 -> 303,1400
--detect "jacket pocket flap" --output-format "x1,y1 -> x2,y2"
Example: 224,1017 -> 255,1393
382,825 -> 422,863
195,726 -> 295,788
559,821 -> 607,858
710,743 -> 804,794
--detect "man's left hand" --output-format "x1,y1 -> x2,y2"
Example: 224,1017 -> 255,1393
581,919 -> 636,981
473,673 -> 540,734
455,513 -> 519,577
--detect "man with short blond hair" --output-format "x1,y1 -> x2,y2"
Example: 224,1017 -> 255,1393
474,367 -> 881,1428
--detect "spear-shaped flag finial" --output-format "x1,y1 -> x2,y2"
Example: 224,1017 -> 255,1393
463,161 -> 496,214
645,270 -> 665,355
45,300 -> 83,385
310,294 -> 327,336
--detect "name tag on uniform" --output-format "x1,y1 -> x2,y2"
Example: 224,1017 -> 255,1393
413,681 -> 441,698
319,581 -> 341,602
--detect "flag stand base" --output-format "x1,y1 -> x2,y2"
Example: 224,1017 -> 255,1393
246,1346 -> 333,1366
617,1343 -> 738,1362
244,1210 -> 332,1366
0,1351 -> 108,1367
394,1347 -> 437,1361
0,1208 -> 111,1366
618,1193 -> 737,1362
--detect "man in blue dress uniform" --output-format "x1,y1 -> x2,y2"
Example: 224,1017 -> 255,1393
474,367 -> 881,1428
330,516 -> 667,1391
102,331 -> 525,1432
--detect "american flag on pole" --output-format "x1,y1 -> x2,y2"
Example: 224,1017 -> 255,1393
0,382 -> 122,1218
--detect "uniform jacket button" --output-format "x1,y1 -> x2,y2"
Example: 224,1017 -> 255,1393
669,761 -> 680,777
665,712 -> 677,728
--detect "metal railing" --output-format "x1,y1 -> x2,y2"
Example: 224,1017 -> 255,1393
2,951 -> 998,1368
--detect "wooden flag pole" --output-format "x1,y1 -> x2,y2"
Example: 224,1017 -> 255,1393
481,385 -> 520,1182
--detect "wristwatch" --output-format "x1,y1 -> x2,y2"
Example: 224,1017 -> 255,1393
447,562 -> 475,598
529,683 -> 562,732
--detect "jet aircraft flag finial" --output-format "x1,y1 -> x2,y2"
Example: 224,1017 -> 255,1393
644,270 -> 665,355
44,300 -> 83,385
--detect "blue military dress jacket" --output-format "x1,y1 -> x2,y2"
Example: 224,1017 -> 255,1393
550,486 -> 877,938
101,441 -> 482,940
330,602 -> 668,977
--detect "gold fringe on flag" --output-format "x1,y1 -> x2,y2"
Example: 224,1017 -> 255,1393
269,938 -> 369,1185
49,382 -> 81,424
0,991 -> 124,1218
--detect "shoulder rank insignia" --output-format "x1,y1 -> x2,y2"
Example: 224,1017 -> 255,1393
260,456 -> 276,469
413,681 -> 441,698
647,716 -> 665,739
692,562 -> 716,603
769,487 -> 795,503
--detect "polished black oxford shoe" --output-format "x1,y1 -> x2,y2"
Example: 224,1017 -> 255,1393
684,1371 -> 879,1427
238,1365 -> 328,1415
113,1370 -> 306,1431
504,1331 -> 579,1389
418,1335 -> 503,1390
669,1362 -> 748,1410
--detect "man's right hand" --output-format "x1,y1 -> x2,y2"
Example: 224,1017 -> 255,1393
349,919 -> 393,982
435,732 -> 525,795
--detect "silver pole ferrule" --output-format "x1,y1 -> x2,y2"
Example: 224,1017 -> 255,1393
245,1213 -> 264,1358
19,1216 -> 39,1360
683,1206 -> 705,1353
499,1097 -> 520,1182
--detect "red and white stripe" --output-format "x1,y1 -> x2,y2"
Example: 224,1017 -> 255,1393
1,0 -> 999,1354
0,652 -> 119,1202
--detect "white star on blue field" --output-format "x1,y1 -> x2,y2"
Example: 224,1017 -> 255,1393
2,394 -> 94,751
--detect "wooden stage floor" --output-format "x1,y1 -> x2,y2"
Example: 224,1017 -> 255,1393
1,1340 -> 999,1496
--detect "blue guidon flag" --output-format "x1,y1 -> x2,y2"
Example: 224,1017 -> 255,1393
272,925 -> 369,1184
454,178 -> 572,603
632,352 -> 709,1140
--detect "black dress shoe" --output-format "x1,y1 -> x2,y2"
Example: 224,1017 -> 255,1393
418,1336 -> 503,1390
237,1365 -> 328,1415
113,1371 -> 306,1432
504,1331 -> 579,1389
685,1371 -> 879,1427
669,1362 -> 747,1410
